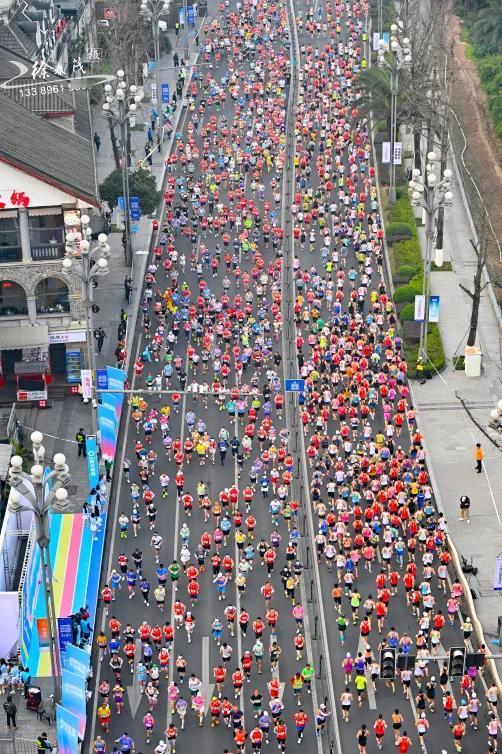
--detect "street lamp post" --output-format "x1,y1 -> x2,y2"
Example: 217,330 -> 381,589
378,23 -> 411,203
8,436 -> 71,703
140,0 -> 171,144
63,217 -> 110,435
102,71 -> 144,267
408,153 -> 454,362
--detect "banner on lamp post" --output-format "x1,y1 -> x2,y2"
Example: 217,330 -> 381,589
382,142 -> 391,164
393,142 -> 403,164
63,643 -> 91,676
428,295 -> 440,323
85,434 -> 99,490
61,668 -> 86,738
414,294 -> 426,322
80,369 -> 92,400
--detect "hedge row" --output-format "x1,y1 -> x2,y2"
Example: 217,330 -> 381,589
384,188 -> 446,376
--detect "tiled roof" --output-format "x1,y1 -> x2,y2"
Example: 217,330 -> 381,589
0,90 -> 99,205
0,23 -> 37,58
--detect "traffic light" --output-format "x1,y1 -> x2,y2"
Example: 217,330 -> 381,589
448,647 -> 466,677
397,654 -> 416,671
379,647 -> 396,679
466,652 -> 485,669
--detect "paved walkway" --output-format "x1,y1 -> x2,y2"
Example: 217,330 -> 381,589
410,162 -> 502,657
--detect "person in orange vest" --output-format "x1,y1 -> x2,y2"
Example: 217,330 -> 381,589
294,709 -> 309,743
474,442 -> 484,473
275,719 -> 287,752
234,726 -> 247,754
209,696 -> 221,727
250,725 -> 264,751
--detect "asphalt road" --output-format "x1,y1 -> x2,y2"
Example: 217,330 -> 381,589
85,0 -> 497,752
87,1 -> 323,753
290,6 -> 495,754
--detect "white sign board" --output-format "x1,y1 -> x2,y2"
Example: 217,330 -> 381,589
81,369 -> 93,400
414,295 -> 426,322
151,83 -> 158,104
393,142 -> 403,165
382,141 -> 391,164
49,330 -> 87,344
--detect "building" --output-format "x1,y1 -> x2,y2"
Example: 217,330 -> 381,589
0,90 -> 100,401
0,0 -> 98,75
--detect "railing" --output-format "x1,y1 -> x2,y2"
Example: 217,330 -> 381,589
31,244 -> 65,261
0,739 -> 43,754
0,246 -> 22,263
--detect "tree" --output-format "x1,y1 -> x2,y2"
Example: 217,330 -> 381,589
471,0 -> 502,55
98,0 -> 151,170
459,219 -> 489,347
99,168 -> 160,215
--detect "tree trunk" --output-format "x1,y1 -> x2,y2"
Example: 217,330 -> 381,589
108,117 -> 121,171
413,128 -> 422,171
467,293 -> 480,347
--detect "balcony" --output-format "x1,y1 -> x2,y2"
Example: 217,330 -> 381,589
29,226 -> 65,261
31,244 -> 65,261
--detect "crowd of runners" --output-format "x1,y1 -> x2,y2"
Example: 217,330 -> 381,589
90,0 -> 501,751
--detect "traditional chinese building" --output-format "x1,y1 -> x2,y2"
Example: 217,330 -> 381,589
0,90 -> 100,401
0,0 -> 97,74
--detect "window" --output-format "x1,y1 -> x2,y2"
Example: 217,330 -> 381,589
35,277 -> 70,314
0,215 -> 22,263
0,280 -> 28,316
29,212 -> 66,260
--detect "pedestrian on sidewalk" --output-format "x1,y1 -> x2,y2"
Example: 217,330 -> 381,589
3,694 -> 17,729
93,132 -> 101,152
76,428 -> 87,457
147,127 -> 154,146
173,52 -> 179,67
145,144 -> 153,167
474,443 -> 484,473
94,326 -> 106,353
459,495 -> 471,523
124,275 -> 132,303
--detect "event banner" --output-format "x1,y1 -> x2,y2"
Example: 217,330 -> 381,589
97,366 -> 126,461
56,704 -> 80,754
61,668 -> 86,738
63,643 -> 90,677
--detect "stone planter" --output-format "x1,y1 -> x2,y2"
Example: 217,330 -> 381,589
464,346 -> 482,377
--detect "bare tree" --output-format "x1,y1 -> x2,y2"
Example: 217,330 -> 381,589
100,0 -> 150,169
459,215 -> 490,347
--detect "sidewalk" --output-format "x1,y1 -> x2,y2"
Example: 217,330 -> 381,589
410,164 -> 502,654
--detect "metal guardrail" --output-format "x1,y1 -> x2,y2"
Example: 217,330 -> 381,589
0,738 -> 50,754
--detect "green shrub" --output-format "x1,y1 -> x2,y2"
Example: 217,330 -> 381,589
393,239 -> 422,271
393,278 -> 423,304
395,264 -> 418,281
386,222 -> 413,244
404,324 -> 446,378
398,303 -> 415,321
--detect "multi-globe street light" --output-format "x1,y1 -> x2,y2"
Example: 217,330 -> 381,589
409,153 -> 454,362
8,435 -> 71,702
378,22 -> 412,203
140,0 -> 171,144
102,71 -> 144,266
63,216 -> 110,435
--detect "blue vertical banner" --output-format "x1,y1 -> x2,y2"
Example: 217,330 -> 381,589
129,196 -> 140,221
187,4 -> 195,25
61,668 -> 86,738
98,367 -> 126,461
56,704 -> 79,754
162,82 -> 170,103
428,295 -> 440,323
96,369 -> 108,391
63,643 -> 90,676
85,435 -> 99,490
57,617 -> 74,652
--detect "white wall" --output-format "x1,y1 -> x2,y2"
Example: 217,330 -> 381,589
0,161 -> 94,209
